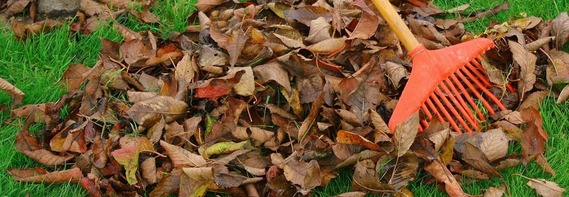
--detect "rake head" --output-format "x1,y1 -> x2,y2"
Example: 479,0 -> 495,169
388,38 -> 507,133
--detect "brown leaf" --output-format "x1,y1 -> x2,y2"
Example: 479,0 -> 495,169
462,142 -> 500,176
351,11 -> 380,40
551,12 -> 569,49
480,58 -> 508,87
298,91 -> 324,142
120,40 -> 155,65
393,112 -> 420,157
226,29 -> 248,66
149,168 -> 181,197
535,154 -> 556,176
333,192 -> 367,197
424,161 -> 467,197
195,0 -> 227,12
127,96 -> 188,126
15,131 -> 74,165
369,109 -> 391,143
484,186 -> 506,197
526,177 -> 566,197
351,159 -> 392,193
180,167 -> 215,197
283,160 -> 321,190
557,85 -> 569,103
509,41 -> 537,100
160,140 -> 206,167
334,150 -> 382,169
380,153 -> 420,191
285,6 -> 332,26
141,157 -> 157,184
253,61 -> 292,92
520,91 -> 548,110
7,167 -> 83,184
336,130 -> 383,152
227,67 -> 254,96
385,61 -> 408,88
521,108 -> 548,163
478,128 -> 510,162
306,17 -> 332,43
307,37 -> 347,54
0,77 -> 25,106
5,0 -> 30,16
59,64 -> 90,91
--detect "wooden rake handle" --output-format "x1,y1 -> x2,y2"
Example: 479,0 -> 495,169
370,0 -> 420,51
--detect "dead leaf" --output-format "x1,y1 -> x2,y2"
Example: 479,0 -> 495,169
227,67 -> 254,96
393,112 -> 420,157
283,160 -> 321,190
462,142 -> 500,176
535,154 -> 556,176
15,131 -> 75,165
180,167 -> 214,197
484,186 -> 506,197
351,11 -> 380,40
557,85 -> 569,103
351,159 -> 392,194
385,61 -> 408,88
253,61 -> 292,92
306,17 -> 332,43
0,77 -> 25,106
478,128 -> 509,162
525,177 -> 566,197
307,37 -> 347,54
195,0 -> 227,12
7,167 -> 83,184
160,140 -> 206,167
285,6 -> 332,26
336,130 -> 383,152
424,161 -> 467,197
111,136 -> 155,185
509,41 -> 537,100
551,12 -> 569,49
127,96 -> 187,126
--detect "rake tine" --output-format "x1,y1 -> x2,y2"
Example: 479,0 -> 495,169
443,78 -> 477,121
457,68 -> 496,114
466,62 -> 492,87
459,67 -> 506,113
434,87 -> 472,133
439,82 -> 478,130
421,105 -> 433,119
426,98 -> 444,122
448,75 -> 485,121
421,119 -> 429,129
430,94 -> 462,133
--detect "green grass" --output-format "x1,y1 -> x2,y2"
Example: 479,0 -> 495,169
0,0 -> 567,196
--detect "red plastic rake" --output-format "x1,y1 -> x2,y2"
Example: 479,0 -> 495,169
371,0 -> 506,133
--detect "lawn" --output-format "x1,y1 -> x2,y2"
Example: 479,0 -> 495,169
0,0 -> 567,196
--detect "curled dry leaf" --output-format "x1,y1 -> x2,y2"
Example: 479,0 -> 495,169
557,85 -> 569,104
0,77 -> 25,106
307,37 -> 347,54
7,167 -> 83,184
385,61 -> 408,88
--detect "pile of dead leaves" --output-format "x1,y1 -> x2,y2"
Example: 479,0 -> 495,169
4,0 -> 569,196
